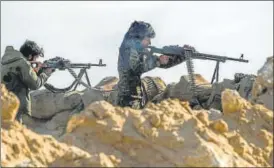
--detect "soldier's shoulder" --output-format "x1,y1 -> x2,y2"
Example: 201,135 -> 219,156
1,46 -> 27,65
122,39 -> 137,48
2,46 -> 22,64
3,46 -> 23,57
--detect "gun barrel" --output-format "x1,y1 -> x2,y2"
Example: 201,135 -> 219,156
70,63 -> 106,68
193,52 -> 249,63
88,63 -> 107,66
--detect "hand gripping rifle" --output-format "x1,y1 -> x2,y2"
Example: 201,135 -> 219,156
34,56 -> 106,93
147,45 -> 249,99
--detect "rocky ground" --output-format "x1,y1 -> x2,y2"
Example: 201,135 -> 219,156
1,56 -> 273,167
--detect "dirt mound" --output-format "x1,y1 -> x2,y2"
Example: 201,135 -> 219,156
1,84 -> 20,121
1,84 -> 116,167
94,76 -> 119,91
1,56 -> 273,167
59,89 -> 272,167
1,85 -> 273,167
1,122 -> 117,167
252,56 -> 273,110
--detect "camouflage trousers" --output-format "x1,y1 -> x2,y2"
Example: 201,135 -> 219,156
117,75 -> 144,109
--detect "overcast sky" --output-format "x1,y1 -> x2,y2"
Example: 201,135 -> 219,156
1,1 -> 273,89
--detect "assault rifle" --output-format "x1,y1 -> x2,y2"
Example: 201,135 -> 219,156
31,56 -> 106,93
147,45 -> 248,84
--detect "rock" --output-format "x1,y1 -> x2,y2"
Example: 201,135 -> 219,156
256,93 -> 273,111
86,101 -> 115,119
269,150 -> 273,166
30,90 -> 83,119
81,88 -> 105,108
2,81 -> 273,167
49,151 -> 115,167
94,76 -> 118,91
2,64 -> 272,167
1,143 -> 6,161
221,89 -> 250,114
57,89 -> 272,167
166,74 -> 211,101
45,111 -> 71,130
256,56 -> 273,91
1,84 -> 20,121
252,56 -> 273,110
1,120 -> 115,167
208,108 -> 223,121
211,119 -> 229,133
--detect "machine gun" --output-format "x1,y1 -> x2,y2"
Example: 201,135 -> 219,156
147,45 -> 249,102
32,56 -> 106,93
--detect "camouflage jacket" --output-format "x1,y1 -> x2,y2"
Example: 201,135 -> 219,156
117,38 -> 160,96
1,46 -> 50,115
118,38 -> 160,75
